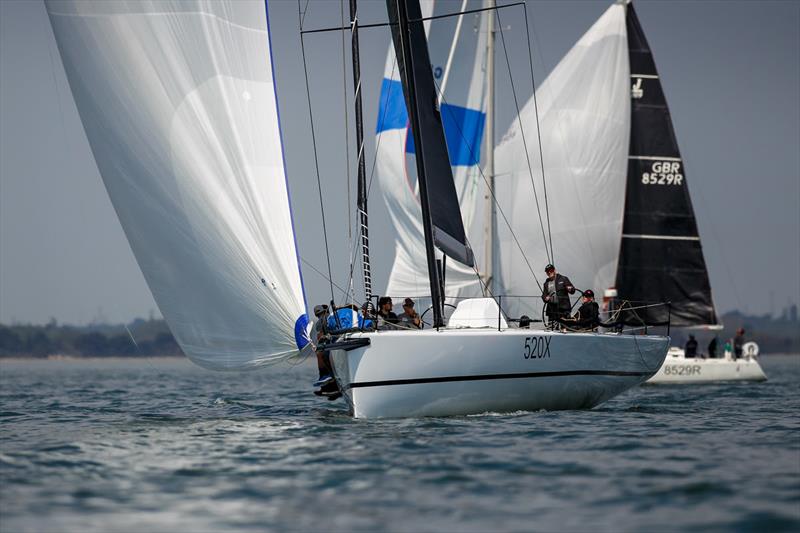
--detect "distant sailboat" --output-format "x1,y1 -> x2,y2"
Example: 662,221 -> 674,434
46,0 -> 670,418
495,0 -> 764,383
612,1 -> 766,382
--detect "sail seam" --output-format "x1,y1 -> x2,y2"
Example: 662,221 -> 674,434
622,234 -> 700,241
629,155 -> 681,161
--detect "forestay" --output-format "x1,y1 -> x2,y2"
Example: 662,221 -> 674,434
494,4 -> 630,318
377,0 -> 488,298
46,0 -> 309,370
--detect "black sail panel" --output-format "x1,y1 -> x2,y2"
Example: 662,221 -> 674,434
615,3 -> 718,327
386,0 -> 474,266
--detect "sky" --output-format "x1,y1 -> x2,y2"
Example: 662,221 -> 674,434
0,0 -> 798,325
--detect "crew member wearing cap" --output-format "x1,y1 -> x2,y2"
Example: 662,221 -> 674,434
571,290 -> 600,330
311,304 -> 339,398
398,298 -> 422,329
541,264 -> 575,327
376,296 -> 399,330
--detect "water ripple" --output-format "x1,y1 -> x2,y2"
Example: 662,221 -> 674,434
0,355 -> 798,532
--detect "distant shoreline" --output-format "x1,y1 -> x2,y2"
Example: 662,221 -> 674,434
0,355 -> 187,362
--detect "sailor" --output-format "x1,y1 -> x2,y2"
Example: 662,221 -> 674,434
311,304 -> 339,399
571,289 -> 600,330
707,336 -> 718,359
376,296 -> 399,330
733,328 -> 746,360
541,264 -> 575,327
684,334 -> 698,358
398,298 -> 422,329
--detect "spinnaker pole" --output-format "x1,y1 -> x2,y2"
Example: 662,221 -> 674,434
350,0 -> 373,305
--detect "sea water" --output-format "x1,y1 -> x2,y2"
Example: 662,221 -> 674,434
1,355 -> 798,532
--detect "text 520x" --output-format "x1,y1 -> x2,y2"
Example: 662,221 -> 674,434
523,336 -> 551,359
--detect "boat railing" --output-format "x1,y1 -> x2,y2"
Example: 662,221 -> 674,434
357,294 -> 672,335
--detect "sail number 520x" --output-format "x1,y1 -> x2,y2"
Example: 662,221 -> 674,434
523,336 -> 551,359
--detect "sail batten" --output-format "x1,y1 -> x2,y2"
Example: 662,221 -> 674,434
46,0 -> 309,370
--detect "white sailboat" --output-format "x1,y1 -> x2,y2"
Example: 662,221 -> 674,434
492,1 -> 766,384
46,0 -> 669,419
329,0 -> 668,418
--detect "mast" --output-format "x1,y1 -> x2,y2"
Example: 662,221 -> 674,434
350,0 -> 372,305
393,0 -> 444,327
482,0 -> 496,295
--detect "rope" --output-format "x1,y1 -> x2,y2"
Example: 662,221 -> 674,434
340,0 -> 355,304
432,77 -> 543,292
298,1 -> 335,303
523,3 -> 600,276
300,257 -> 351,296
494,8 -> 551,265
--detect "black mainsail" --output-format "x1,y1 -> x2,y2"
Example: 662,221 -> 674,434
615,3 -> 718,327
386,0 -> 475,326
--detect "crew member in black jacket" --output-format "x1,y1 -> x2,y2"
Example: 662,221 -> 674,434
541,264 -> 575,327
572,289 -> 600,330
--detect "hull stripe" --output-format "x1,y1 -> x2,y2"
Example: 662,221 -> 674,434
348,369 -> 650,389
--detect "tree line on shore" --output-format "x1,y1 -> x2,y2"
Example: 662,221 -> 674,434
0,318 -> 181,358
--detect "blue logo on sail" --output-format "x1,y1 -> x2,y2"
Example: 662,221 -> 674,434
294,313 -> 310,350
376,78 -> 485,167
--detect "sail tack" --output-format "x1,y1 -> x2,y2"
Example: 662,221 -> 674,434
494,4 -> 631,317
46,0 -> 309,369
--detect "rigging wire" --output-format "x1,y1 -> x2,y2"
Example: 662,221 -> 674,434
301,257 -> 351,296
519,2 -> 554,263
494,7 -> 552,265
431,77 -> 543,293
298,0 -> 335,303
340,58 -> 399,303
521,2 -> 601,276
340,0 -> 355,304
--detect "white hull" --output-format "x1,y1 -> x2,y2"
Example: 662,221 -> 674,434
646,349 -> 767,384
329,329 -> 669,419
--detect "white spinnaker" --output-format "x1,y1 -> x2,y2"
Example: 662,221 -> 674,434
494,3 -> 630,318
46,0 -> 309,370
376,0 -> 488,299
